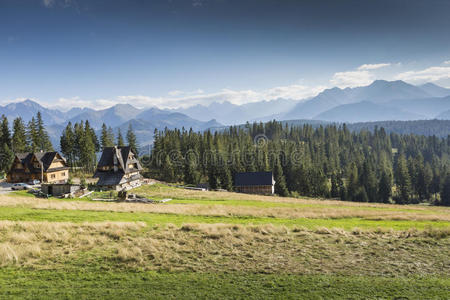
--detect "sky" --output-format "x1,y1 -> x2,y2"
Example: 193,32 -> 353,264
1,0 -> 450,110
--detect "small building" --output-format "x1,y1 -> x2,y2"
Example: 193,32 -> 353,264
41,183 -> 81,197
7,152 -> 69,183
93,146 -> 143,191
234,171 -> 275,195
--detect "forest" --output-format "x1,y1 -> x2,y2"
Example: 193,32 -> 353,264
0,113 -> 138,174
150,121 -> 450,206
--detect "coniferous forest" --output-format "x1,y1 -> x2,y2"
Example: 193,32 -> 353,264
149,121 -> 450,206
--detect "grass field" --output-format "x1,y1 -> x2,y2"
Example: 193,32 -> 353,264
0,183 -> 449,299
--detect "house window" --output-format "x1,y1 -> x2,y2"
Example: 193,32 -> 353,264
50,174 -> 56,179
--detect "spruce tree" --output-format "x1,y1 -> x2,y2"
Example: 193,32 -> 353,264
126,124 -> 138,156
117,129 -> 125,147
395,154 -> 411,204
0,143 -> 14,173
1,115 -> 11,148
12,117 -> 27,153
60,122 -> 75,168
36,112 -> 53,151
100,123 -> 114,149
0,116 -> 14,173
378,171 -> 392,203
440,173 -> 450,206
26,117 -> 38,152
274,158 -> 288,196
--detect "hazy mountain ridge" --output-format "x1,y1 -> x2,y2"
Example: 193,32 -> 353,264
284,80 -> 450,121
2,80 -> 450,149
174,98 -> 298,125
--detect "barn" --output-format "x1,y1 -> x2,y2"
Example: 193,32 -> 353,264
234,171 -> 275,195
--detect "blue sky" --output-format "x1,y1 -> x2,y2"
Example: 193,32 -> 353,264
1,0 -> 450,109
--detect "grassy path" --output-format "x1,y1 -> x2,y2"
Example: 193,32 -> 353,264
0,206 -> 449,230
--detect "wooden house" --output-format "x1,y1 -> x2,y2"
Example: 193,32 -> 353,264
93,146 -> 142,191
234,171 -> 275,195
7,152 -> 69,183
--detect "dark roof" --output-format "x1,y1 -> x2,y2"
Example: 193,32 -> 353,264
96,172 -> 142,186
96,172 -> 125,186
96,146 -> 142,174
234,172 -> 274,187
11,152 -> 66,173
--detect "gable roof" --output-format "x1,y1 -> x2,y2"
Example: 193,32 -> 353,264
95,146 -> 142,176
234,171 -> 274,187
12,152 -> 66,172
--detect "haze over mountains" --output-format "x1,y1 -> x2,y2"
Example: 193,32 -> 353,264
1,80 -> 450,147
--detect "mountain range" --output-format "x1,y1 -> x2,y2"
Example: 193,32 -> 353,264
1,80 -> 450,148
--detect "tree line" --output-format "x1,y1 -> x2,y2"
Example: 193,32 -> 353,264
60,121 -> 138,172
149,121 -> 450,206
0,112 -> 139,175
0,112 -> 53,173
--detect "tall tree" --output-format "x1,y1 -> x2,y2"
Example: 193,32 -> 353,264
126,124 -> 138,156
36,112 -> 53,151
440,173 -> 450,206
395,154 -> 412,204
273,158 -> 288,196
26,117 -> 38,152
60,122 -> 75,168
100,123 -> 114,149
0,143 -> 14,173
117,129 -> 125,147
378,171 -> 392,203
0,115 -> 14,173
12,117 -> 27,153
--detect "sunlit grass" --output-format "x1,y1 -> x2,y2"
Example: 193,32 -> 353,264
0,206 -> 448,230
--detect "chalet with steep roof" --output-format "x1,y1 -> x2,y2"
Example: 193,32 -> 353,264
234,171 -> 275,195
7,152 -> 69,183
93,146 -> 142,191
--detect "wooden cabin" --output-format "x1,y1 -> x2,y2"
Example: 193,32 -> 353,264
93,146 -> 143,191
7,152 -> 69,183
234,171 -> 275,195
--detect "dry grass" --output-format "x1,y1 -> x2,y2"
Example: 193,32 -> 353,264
136,184 -> 450,211
1,194 -> 449,222
0,220 -> 448,276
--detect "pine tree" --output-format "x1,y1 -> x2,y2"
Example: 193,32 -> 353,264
12,117 -> 27,153
0,116 -> 14,173
395,154 -> 411,204
162,154 -> 175,182
100,123 -> 114,149
60,122 -> 75,168
378,171 -> 392,203
117,129 -> 125,147
273,158 -> 288,196
26,117 -> 38,152
1,115 -> 11,148
127,124 -> 138,156
0,143 -> 14,173
330,172 -> 340,198
81,121 -> 97,172
440,173 -> 450,206
36,112 -> 53,151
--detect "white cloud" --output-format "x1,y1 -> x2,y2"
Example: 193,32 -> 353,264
330,70 -> 374,88
42,0 -> 55,7
32,83 -> 326,111
168,90 -> 184,96
394,66 -> 450,83
444,60 -> 450,65
357,63 -> 391,70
